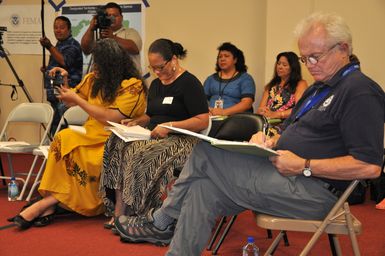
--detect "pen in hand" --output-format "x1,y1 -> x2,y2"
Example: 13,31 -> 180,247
262,122 -> 269,145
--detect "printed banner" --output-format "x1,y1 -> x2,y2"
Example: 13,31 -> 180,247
0,5 -> 56,55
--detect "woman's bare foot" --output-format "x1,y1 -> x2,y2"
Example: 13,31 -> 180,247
19,195 -> 59,221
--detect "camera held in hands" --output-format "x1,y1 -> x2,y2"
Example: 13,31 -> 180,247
44,71 -> 64,102
95,8 -> 115,29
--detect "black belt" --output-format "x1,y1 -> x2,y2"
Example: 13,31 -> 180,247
323,183 -> 342,198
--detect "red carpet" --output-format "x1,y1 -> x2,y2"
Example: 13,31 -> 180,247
1,154 -> 385,255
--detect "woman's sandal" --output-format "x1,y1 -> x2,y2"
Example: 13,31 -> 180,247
13,215 -> 35,230
7,196 -> 43,222
104,217 -> 115,229
34,213 -> 55,227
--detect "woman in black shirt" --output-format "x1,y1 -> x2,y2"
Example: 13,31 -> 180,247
100,38 -> 209,229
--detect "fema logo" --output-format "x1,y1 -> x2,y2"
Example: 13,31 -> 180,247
10,14 -> 20,26
323,95 -> 334,107
318,95 -> 334,111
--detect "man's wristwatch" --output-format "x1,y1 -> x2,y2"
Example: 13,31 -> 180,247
302,159 -> 312,177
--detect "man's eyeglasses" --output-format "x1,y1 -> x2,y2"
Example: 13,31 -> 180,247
148,59 -> 171,72
299,43 -> 339,65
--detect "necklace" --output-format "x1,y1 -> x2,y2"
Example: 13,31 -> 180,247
161,68 -> 184,85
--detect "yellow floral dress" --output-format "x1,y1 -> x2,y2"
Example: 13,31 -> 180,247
38,73 -> 146,216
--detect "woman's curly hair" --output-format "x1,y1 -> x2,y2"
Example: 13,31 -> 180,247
91,38 -> 145,104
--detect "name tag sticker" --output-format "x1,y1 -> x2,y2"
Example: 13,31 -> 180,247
163,97 -> 173,104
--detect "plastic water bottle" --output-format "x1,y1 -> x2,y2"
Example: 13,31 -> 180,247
242,236 -> 259,256
7,177 -> 19,201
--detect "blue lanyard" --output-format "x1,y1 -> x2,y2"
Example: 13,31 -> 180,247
342,64 -> 359,77
294,86 -> 331,120
294,64 -> 359,121
218,71 -> 237,98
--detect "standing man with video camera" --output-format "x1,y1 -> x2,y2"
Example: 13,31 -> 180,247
40,15 -> 83,135
81,2 -> 142,71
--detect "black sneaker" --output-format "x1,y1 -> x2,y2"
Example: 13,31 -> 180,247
114,209 -> 175,246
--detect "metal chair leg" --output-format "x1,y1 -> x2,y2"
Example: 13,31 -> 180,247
212,215 -> 237,255
267,229 -> 273,239
283,231 -> 290,246
0,157 -> 6,185
328,234 -> 339,256
343,203 -> 361,256
207,216 -> 227,251
264,230 -> 285,256
26,157 -> 47,201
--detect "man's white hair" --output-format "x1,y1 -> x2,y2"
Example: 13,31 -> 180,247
294,12 -> 353,55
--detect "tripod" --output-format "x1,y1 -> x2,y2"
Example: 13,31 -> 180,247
85,28 -> 103,74
0,31 -> 34,103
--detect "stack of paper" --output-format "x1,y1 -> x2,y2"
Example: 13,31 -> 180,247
159,125 -> 278,157
106,121 -> 151,142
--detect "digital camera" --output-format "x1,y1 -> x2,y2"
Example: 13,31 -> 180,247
95,8 -> 115,29
44,71 -> 63,102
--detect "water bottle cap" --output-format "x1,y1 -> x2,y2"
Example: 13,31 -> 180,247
247,236 -> 254,243
11,177 -> 16,181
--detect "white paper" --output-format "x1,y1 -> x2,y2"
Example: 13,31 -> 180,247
159,125 -> 217,143
107,121 -> 151,141
0,141 -> 30,148
159,125 -> 278,157
108,127 -> 148,143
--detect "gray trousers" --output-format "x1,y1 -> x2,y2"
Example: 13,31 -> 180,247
163,142 -> 337,256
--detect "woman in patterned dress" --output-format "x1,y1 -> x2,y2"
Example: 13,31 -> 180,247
257,51 -> 308,135
100,38 -> 209,229
13,38 -> 146,230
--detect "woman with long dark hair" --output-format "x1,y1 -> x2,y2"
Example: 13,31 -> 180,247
12,38 -> 147,229
257,51 -> 307,135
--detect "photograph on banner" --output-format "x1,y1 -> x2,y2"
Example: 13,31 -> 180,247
0,5 -> 56,55
61,3 -> 144,75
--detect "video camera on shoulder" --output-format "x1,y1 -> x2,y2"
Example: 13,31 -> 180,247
95,8 -> 115,29
44,71 -> 64,102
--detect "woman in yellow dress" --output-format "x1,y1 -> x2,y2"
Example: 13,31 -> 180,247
13,38 -> 146,230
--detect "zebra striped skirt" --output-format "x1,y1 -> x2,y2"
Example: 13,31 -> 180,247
99,133 -> 200,216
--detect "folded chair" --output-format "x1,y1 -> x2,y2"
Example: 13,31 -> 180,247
0,103 -> 54,200
255,180 -> 362,256
206,112 -> 268,255
25,106 -> 89,201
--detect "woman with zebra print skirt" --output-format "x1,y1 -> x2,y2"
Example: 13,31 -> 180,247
99,38 -> 209,230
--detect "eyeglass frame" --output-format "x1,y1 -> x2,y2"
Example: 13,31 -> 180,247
299,43 -> 340,65
148,59 -> 171,72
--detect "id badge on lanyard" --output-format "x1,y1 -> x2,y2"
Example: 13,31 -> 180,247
214,98 -> 224,109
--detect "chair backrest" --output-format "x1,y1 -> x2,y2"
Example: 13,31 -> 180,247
63,106 -> 89,126
54,106 -> 89,134
213,113 -> 267,141
0,103 -> 54,143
